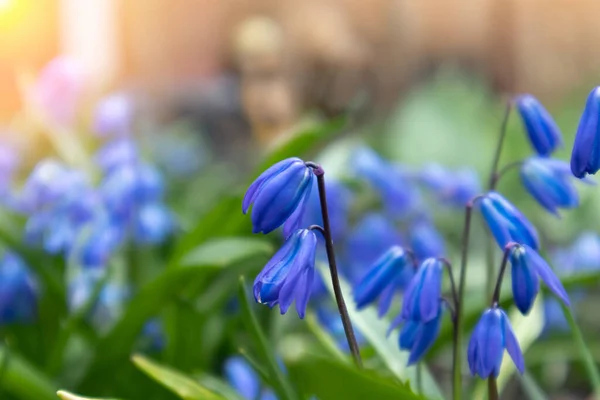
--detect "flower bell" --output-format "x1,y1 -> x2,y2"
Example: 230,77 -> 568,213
243,158 -> 314,234
253,229 -> 317,318
0,252 -> 38,324
478,192 -> 540,250
571,86 -> 600,178
520,158 -> 579,216
515,94 -> 562,156
396,303 -> 444,365
353,246 -> 414,316
468,307 -> 524,378
509,244 -> 570,315
224,356 -> 261,400
401,258 -> 443,322
408,218 -> 446,261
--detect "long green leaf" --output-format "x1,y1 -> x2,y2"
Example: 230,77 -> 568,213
561,302 -> 600,398
238,277 -> 298,400
0,345 -> 56,400
286,353 -> 423,400
132,354 -> 224,400
317,265 -> 444,399
517,370 -> 549,400
56,390 -> 120,400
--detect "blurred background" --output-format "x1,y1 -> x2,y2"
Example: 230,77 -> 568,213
2,1 -> 600,400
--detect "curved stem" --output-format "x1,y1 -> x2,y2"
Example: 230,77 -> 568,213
491,243 -> 520,307
437,257 -> 459,318
308,163 -> 363,368
488,101 -> 513,190
453,203 -> 474,400
493,161 -> 524,188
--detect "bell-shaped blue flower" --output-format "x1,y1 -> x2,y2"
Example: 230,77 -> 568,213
344,213 -> 403,283
467,307 -> 524,378
353,246 -> 414,316
392,303 -> 443,365
283,178 -> 350,240
571,87 -> 600,178
243,158 -> 314,234
0,252 -> 38,324
515,94 -> 562,156
254,229 -> 317,318
520,157 -> 579,216
510,244 -> 570,315
401,258 -> 443,322
409,218 -> 445,261
478,192 -> 540,250
224,356 -> 261,400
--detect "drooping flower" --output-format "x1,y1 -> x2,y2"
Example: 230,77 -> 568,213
93,93 -> 133,137
224,357 -> 261,400
344,213 -> 404,283
478,192 -> 540,250
401,258 -> 443,322
393,303 -> 444,365
571,86 -> 600,178
515,94 -> 562,157
408,218 -> 446,261
353,246 -> 414,316
520,157 -> 580,216
283,178 -> 351,240
509,244 -> 570,315
0,252 -> 38,324
467,307 -> 524,378
243,158 -> 314,234
254,229 -> 317,318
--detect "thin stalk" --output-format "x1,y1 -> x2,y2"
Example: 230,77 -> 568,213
453,204 -> 474,400
438,258 -> 459,316
308,163 -> 363,368
488,102 -> 513,190
488,376 -> 499,400
491,244 -> 519,307
416,362 -> 423,394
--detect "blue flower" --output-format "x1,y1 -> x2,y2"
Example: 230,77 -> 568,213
0,252 -> 38,324
353,246 -> 414,316
133,202 -> 174,244
569,232 -> 600,272
254,229 -> 317,318
93,93 -> 133,137
509,244 -> 570,315
243,158 -> 314,234
515,94 -> 562,156
95,139 -> 138,173
520,157 -> 580,216
408,218 -> 445,261
478,192 -> 540,250
224,356 -> 261,400
352,147 -> 419,218
393,303 -> 443,365
283,178 -> 351,240
420,164 -> 481,207
571,87 -> 600,178
401,258 -> 443,322
70,221 -> 122,269
344,213 -> 403,283
140,318 -> 166,352
316,305 -> 365,352
467,307 -> 524,378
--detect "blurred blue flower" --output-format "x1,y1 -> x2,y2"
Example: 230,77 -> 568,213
254,229 -> 317,318
283,178 -> 351,241
515,94 -> 562,157
140,318 -> 166,352
478,192 -> 540,250
354,246 -> 414,317
352,147 -> 419,218
344,213 -> 403,283
419,164 -> 480,207
224,356 -> 261,400
571,86 -> 600,178
509,244 -> 570,315
316,304 -> 365,351
134,202 -> 174,244
401,258 -> 443,322
0,252 -> 38,324
467,307 -> 524,378
93,93 -> 133,137
243,158 -> 314,234
70,221 -> 122,269
569,232 -> 600,272
520,158 -> 580,216
408,218 -> 446,261
391,303 -> 443,365
95,139 -> 138,173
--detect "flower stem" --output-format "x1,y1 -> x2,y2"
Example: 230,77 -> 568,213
310,163 -> 363,368
491,243 -> 519,307
488,101 -> 513,190
453,203 -> 474,400
488,376 -> 499,400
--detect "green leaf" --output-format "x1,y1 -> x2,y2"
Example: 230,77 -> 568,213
286,353 -> 423,400
305,312 -> 348,363
255,116 -> 348,177
79,239 -> 272,389
561,302 -> 600,398
56,390 -> 120,400
132,354 -> 224,400
317,265 -> 444,400
0,345 -> 56,400
180,237 -> 273,268
517,370 -> 549,400
238,277 -> 298,400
